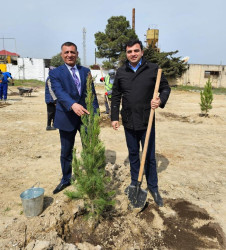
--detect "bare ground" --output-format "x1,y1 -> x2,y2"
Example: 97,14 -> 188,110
0,85 -> 226,249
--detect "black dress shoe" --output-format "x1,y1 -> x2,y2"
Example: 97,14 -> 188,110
46,126 -> 57,131
149,190 -> 163,207
46,126 -> 52,131
53,182 -> 70,194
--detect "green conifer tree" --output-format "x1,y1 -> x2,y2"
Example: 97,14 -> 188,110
65,74 -> 115,220
143,45 -> 188,79
200,78 -> 213,116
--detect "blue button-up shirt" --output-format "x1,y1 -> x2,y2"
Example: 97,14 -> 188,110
128,59 -> 142,72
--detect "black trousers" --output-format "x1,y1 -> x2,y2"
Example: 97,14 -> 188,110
46,103 -> 56,126
124,123 -> 158,192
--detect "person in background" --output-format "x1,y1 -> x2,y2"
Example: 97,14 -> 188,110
0,70 -> 3,80
100,69 -> 115,114
49,42 -> 99,194
0,70 -> 3,101
0,70 -> 4,98
0,71 -> 13,101
45,66 -> 57,131
111,39 -> 171,207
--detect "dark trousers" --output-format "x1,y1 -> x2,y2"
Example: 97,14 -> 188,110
46,103 -> 56,126
124,123 -> 158,192
104,95 -> 111,114
0,83 -> 8,100
59,127 -> 80,185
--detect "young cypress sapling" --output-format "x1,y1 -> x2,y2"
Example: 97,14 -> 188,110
200,78 -> 213,117
65,74 -> 115,219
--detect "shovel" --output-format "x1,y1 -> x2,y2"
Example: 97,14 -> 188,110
128,69 -> 162,209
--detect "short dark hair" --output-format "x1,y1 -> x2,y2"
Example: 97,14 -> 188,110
61,42 -> 77,50
125,39 -> 143,51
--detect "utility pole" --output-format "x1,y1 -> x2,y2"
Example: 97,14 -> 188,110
82,27 -> 87,66
132,8 -> 135,31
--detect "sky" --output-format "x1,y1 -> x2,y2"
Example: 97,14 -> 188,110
1,0 -> 226,66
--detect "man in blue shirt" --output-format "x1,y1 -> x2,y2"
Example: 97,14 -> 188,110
0,71 -> 13,101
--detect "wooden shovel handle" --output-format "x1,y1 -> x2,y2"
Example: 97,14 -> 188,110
138,69 -> 162,182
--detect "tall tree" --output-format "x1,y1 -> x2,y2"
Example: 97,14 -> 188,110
144,45 -> 188,80
95,16 -> 137,69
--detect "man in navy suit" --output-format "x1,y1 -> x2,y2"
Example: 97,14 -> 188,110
49,42 -> 99,194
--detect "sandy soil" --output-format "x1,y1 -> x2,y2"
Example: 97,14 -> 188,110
0,85 -> 226,249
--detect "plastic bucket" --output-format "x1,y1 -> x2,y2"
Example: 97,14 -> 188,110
20,186 -> 44,217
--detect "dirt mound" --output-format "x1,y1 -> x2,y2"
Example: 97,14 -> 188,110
1,191 -> 225,249
66,198 -> 225,249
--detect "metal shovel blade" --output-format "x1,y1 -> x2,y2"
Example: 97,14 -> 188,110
128,185 -> 148,209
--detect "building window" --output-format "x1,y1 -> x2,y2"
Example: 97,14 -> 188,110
204,71 -> 220,78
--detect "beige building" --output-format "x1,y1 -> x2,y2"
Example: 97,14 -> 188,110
176,64 -> 226,88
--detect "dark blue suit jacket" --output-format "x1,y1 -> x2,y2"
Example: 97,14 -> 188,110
49,64 -> 99,131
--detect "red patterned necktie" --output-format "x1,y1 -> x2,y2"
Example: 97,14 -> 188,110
71,67 -> 81,95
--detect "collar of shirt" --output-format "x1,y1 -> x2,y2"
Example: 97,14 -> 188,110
128,58 -> 142,72
65,63 -> 81,82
